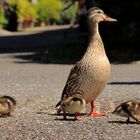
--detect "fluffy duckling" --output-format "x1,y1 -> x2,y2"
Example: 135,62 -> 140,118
56,7 -> 117,117
112,100 -> 140,123
60,91 -> 86,120
0,96 -> 16,117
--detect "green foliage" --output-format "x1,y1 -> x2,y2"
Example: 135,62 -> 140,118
0,4 -> 7,28
7,0 -> 37,21
6,0 -> 16,5
35,0 -> 63,22
5,0 -> 78,24
61,2 -> 78,24
17,0 -> 37,21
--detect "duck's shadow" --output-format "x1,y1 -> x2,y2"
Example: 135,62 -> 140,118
48,112 -> 87,116
48,113 -> 77,121
54,118 -> 78,121
36,111 -> 140,123
48,113 -> 87,121
108,120 -> 140,124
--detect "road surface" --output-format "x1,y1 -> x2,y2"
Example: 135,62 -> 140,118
0,52 -> 140,140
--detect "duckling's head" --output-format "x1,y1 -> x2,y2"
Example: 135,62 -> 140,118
112,101 -> 138,117
112,104 -> 130,117
2,96 -> 16,106
88,7 -> 117,23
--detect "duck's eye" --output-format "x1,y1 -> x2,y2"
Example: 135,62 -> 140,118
97,11 -> 101,13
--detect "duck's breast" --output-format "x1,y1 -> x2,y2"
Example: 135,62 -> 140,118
81,56 -> 110,102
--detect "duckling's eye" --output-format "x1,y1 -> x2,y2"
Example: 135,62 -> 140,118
97,10 -> 103,14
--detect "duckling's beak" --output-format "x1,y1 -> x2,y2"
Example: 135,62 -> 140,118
104,16 -> 117,22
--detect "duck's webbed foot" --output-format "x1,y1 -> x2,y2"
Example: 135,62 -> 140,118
88,101 -> 106,117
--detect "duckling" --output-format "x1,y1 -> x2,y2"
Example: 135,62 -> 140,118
60,91 -> 86,120
0,96 -> 16,117
112,100 -> 140,123
56,7 -> 117,117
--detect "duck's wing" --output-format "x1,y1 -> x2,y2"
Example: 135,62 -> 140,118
56,63 -> 85,107
61,63 -> 84,98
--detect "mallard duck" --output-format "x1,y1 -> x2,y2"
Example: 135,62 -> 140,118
0,96 -> 16,117
112,100 -> 140,123
56,7 -> 117,117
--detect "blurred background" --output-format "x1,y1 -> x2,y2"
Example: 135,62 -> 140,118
0,0 -> 78,31
0,0 -> 140,63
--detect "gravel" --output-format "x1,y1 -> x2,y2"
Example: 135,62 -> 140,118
0,52 -> 140,140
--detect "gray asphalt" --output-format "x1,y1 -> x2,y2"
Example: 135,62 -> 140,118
0,53 -> 140,140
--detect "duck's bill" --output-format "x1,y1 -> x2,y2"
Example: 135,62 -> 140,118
104,16 -> 117,22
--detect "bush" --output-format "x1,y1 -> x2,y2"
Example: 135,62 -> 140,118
60,2 -> 78,24
35,0 -> 63,23
0,4 -> 7,28
7,0 -> 37,22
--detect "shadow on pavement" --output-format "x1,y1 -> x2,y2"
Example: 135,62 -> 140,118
0,27 -> 140,64
0,27 -> 85,53
108,81 -> 140,85
54,118 -> 78,121
108,121 -> 140,125
49,113 -> 87,121
48,113 -> 87,116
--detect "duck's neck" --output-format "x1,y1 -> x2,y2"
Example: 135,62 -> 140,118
89,22 -> 99,38
82,22 -> 106,61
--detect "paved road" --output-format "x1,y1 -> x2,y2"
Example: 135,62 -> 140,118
0,53 -> 140,140
0,26 -> 83,52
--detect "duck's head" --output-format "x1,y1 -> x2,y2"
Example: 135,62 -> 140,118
88,7 -> 117,23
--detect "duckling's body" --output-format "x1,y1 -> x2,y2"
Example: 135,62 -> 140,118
62,97 -> 86,114
0,96 -> 16,117
112,100 -> 140,123
60,91 -> 86,120
56,7 -> 117,117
